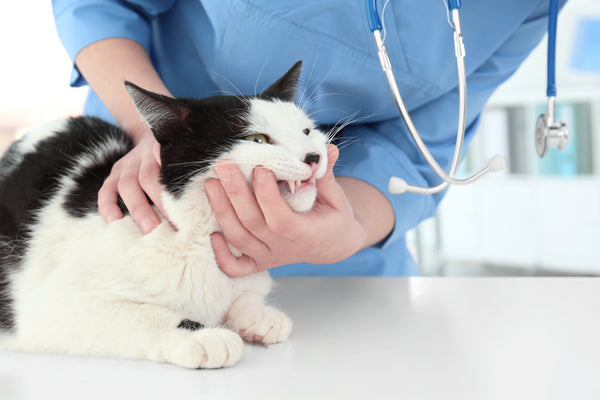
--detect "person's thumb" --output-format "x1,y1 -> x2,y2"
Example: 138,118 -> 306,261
315,144 -> 347,207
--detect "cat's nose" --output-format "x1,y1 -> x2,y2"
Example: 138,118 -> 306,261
303,152 -> 320,165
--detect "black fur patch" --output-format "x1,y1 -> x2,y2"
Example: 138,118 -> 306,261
122,83 -> 252,199
0,117 -> 131,328
177,319 -> 205,331
63,158 -> 129,218
157,94 -> 250,198
61,117 -> 132,218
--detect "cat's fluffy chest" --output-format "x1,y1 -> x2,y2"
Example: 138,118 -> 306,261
14,200 -> 243,332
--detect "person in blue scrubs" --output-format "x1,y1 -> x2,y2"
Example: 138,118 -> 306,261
51,0 -> 566,277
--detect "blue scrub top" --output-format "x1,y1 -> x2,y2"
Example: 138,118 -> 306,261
51,0 -> 564,276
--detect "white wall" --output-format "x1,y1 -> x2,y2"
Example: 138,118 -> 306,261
0,3 -> 86,126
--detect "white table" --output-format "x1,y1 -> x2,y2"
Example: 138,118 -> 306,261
2,277 -> 600,400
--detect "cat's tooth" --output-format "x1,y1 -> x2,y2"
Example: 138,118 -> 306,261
288,180 -> 296,194
309,177 -> 316,185
296,179 -> 302,187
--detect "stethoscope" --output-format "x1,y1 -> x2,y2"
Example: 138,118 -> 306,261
365,0 -> 568,195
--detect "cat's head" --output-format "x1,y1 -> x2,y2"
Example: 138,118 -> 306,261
125,61 -> 328,213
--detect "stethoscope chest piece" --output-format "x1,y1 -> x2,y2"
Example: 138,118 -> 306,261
535,99 -> 569,158
535,0 -> 568,159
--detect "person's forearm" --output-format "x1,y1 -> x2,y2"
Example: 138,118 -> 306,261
337,176 -> 395,249
75,38 -> 172,143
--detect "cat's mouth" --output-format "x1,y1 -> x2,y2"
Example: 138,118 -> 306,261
277,177 -> 317,195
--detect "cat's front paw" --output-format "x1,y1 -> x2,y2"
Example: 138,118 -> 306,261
165,328 -> 244,369
226,301 -> 293,346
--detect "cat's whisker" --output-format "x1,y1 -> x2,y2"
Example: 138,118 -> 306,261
320,111 -> 374,148
328,112 -> 373,136
306,92 -> 354,104
301,65 -> 335,112
303,91 -> 355,112
324,111 -> 359,136
305,107 -> 348,119
297,61 -> 340,116
333,136 -> 360,152
298,95 -> 355,121
206,70 -> 245,97
254,58 -> 270,95
298,54 -> 319,108
208,90 -> 237,97
166,161 -> 207,168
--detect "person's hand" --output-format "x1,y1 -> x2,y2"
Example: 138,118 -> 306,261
98,132 -> 166,233
205,144 -> 367,277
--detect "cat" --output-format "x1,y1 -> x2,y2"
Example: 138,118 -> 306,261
0,61 -> 329,369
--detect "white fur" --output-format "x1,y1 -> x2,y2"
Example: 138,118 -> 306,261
16,119 -> 67,154
1,99 -> 328,369
233,98 -> 329,212
0,119 -> 67,180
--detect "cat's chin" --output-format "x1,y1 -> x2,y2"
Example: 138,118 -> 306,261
278,181 -> 317,213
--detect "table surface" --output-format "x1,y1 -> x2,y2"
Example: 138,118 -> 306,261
1,277 -> 600,400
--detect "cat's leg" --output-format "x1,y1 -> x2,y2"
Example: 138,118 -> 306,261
107,304 -> 244,369
15,302 -> 243,369
155,325 -> 244,369
224,292 -> 293,346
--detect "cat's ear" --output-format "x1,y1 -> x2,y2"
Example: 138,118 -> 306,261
260,61 -> 302,102
124,81 -> 190,144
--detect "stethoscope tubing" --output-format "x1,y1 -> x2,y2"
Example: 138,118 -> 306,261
367,1 -> 504,194
547,0 -> 559,97
368,0 -> 562,194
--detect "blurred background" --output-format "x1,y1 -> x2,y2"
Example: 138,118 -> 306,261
1,1 -> 599,276
0,2 -> 86,150
413,0 -> 600,275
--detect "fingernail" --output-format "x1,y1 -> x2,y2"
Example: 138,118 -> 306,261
215,163 -> 232,183
141,218 -> 158,234
255,167 -> 267,183
106,214 -> 120,224
205,180 -> 219,199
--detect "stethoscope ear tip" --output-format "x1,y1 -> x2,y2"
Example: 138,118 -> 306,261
487,155 -> 507,173
388,176 -> 408,194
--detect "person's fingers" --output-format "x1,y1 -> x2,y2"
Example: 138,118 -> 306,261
98,177 -> 124,223
205,178 -> 270,256
213,161 -> 272,239
117,170 -> 160,233
139,155 -> 167,218
210,232 -> 260,278
315,144 -> 347,209
317,144 -> 340,188
252,167 -> 301,238
326,143 -> 339,170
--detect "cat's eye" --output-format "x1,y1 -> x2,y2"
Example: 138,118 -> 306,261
303,128 -> 310,136
245,134 -> 269,144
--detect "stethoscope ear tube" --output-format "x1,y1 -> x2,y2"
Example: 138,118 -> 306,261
369,3 -> 505,194
369,0 -> 564,194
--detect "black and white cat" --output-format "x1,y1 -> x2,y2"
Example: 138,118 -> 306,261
0,61 -> 329,368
